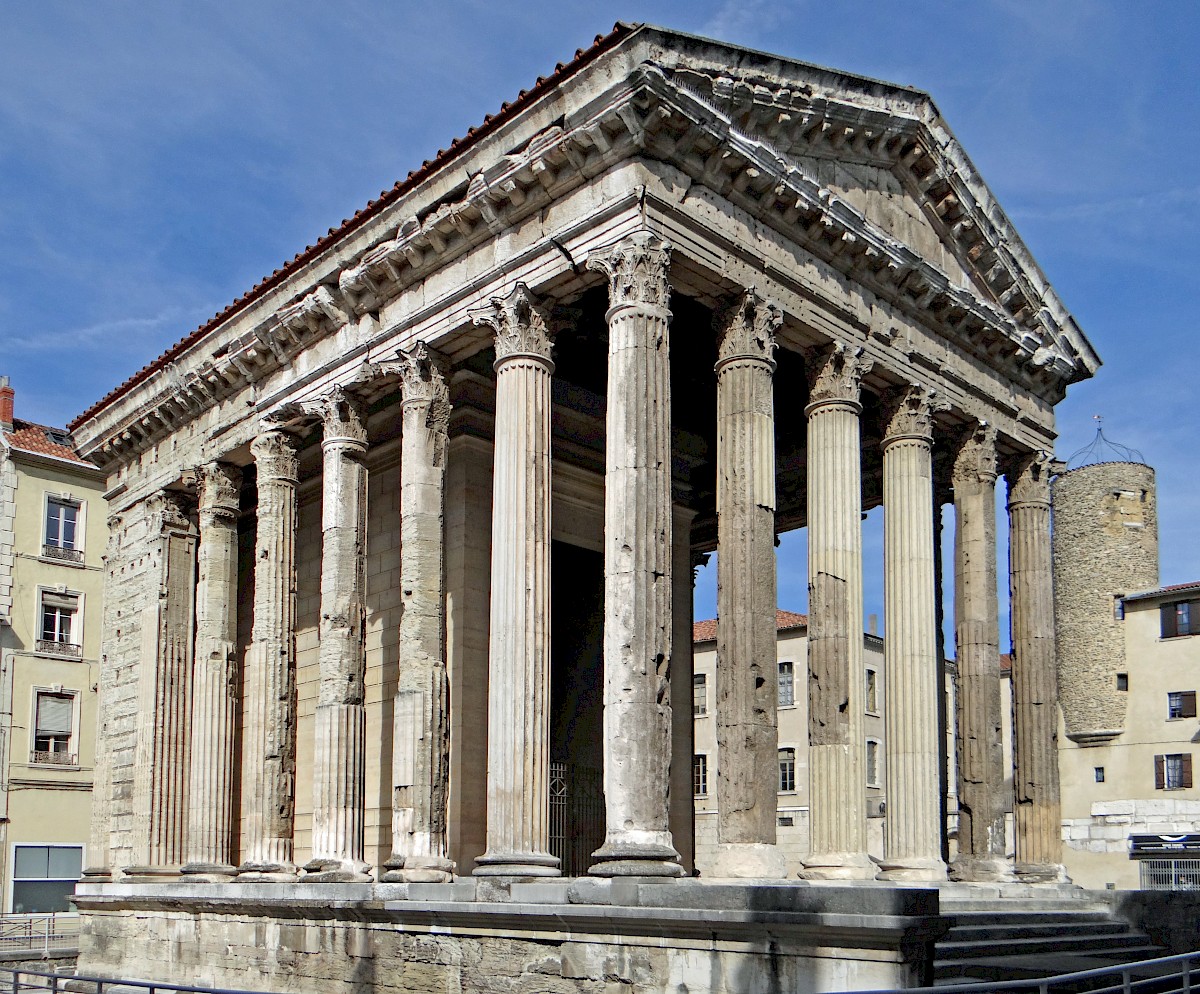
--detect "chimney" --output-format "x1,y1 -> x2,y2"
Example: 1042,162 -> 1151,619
867,613 -> 878,636
0,376 -> 12,432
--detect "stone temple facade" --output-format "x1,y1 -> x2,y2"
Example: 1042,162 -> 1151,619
68,24 -> 1098,994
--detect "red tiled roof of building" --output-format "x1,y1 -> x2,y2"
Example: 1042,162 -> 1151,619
1159,581 -> 1200,594
68,22 -> 634,433
694,609 -> 809,644
4,419 -> 93,467
1000,653 -> 1012,673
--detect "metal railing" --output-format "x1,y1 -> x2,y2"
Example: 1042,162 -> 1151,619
0,914 -> 79,956
853,949 -> 1200,994
34,642 -> 81,659
28,752 -> 78,767
1,968 -> 275,994
1140,858 -> 1200,891
40,546 -> 84,565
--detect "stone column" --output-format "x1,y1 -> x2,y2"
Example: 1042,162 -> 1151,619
305,387 -> 371,881
182,462 -> 242,879
800,343 -> 876,880
470,284 -> 559,877
1007,451 -> 1066,882
238,430 -> 300,879
382,345 -> 455,882
877,386 -> 947,881
950,421 -> 1010,881
127,490 -> 197,878
712,290 -> 786,879
586,230 -> 682,877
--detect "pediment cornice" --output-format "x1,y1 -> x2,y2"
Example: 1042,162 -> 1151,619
77,38 -> 1092,469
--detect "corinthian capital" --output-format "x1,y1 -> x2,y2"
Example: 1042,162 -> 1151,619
147,489 -> 195,535
1006,450 -> 1054,507
881,384 -> 946,443
196,462 -> 242,523
312,384 -> 368,447
250,430 -> 300,483
586,230 -> 671,313
396,343 -> 451,442
805,342 -> 873,409
952,420 -> 998,486
714,289 -> 781,371
470,283 -> 554,366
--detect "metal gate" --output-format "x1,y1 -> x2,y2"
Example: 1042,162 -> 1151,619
1139,857 -> 1200,890
549,761 -> 604,877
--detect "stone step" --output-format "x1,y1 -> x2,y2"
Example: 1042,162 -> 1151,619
934,946 -> 1170,984
937,930 -> 1153,959
941,909 -> 1114,927
944,920 -> 1139,941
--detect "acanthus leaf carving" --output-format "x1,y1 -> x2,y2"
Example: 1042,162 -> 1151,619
196,462 -> 242,524
395,343 -> 451,446
713,288 -> 782,370
1006,449 -> 1054,507
881,383 -> 947,442
586,230 -> 671,313
470,283 -> 554,366
805,342 -> 873,408
952,420 -> 999,486
250,429 -> 300,484
309,384 -> 368,447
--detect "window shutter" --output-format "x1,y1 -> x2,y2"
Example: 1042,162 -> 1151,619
1162,603 -> 1178,638
1184,754 -> 1194,789
41,592 -> 77,611
1184,692 -> 1198,719
1155,755 -> 1166,790
35,695 -> 72,736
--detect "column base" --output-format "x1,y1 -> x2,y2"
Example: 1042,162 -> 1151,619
236,860 -> 300,881
589,833 -> 683,878
180,861 -> 238,882
798,852 -> 878,881
1015,861 -> 1070,884
122,865 -> 183,881
876,856 -> 948,883
949,855 -> 1014,882
302,858 -> 373,882
381,854 -> 456,883
710,843 -> 788,879
473,849 -> 561,878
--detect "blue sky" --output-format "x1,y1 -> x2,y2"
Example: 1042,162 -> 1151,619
2,2 -> 1197,641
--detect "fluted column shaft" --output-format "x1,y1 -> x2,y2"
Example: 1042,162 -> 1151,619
382,345 -> 454,882
1007,452 -> 1066,882
128,491 -> 197,877
467,284 -> 559,877
183,463 -> 242,878
238,430 -> 300,879
801,344 -> 875,880
306,388 -> 371,881
713,291 -> 786,878
950,422 -> 1010,881
587,230 -> 682,877
878,387 -> 947,881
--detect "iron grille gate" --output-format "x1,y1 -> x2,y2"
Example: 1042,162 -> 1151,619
549,761 -> 604,876
1139,857 -> 1200,890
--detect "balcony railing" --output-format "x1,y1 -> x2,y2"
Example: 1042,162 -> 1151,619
41,544 -> 84,564
29,750 -> 78,767
35,640 -> 81,659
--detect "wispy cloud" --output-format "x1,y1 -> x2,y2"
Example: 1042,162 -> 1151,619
4,309 -> 195,355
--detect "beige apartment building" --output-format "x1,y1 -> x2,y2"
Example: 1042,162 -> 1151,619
692,610 -> 887,876
0,378 -> 105,914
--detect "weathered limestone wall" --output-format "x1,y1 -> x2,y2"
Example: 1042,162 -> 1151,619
1052,462 -> 1158,743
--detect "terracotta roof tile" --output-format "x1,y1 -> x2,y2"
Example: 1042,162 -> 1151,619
694,609 -> 809,644
4,419 -> 93,466
68,22 -> 634,433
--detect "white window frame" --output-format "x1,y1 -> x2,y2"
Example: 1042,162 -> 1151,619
9,842 -> 85,914
42,493 -> 85,561
693,753 -> 708,798
778,660 -> 795,709
778,746 -> 797,794
29,687 -> 80,766
866,737 -> 882,788
865,666 -> 880,715
35,587 -> 84,657
693,673 -> 707,717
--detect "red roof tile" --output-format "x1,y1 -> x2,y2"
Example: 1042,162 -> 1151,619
4,419 -> 94,467
68,22 -> 635,434
694,609 -> 809,644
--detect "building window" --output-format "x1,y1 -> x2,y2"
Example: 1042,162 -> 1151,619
693,754 -> 708,797
1116,673 -> 1129,692
11,845 -> 83,913
865,667 -> 879,714
1168,691 -> 1198,720
778,748 -> 796,793
1162,599 -> 1200,638
778,661 -> 794,708
1155,753 -> 1193,790
37,591 -> 81,658
866,738 -> 881,787
43,497 -> 84,563
31,691 -> 76,765
1095,767 -> 1105,783
693,674 -> 707,716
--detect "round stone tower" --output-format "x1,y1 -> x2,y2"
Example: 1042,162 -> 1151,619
1052,461 -> 1158,744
